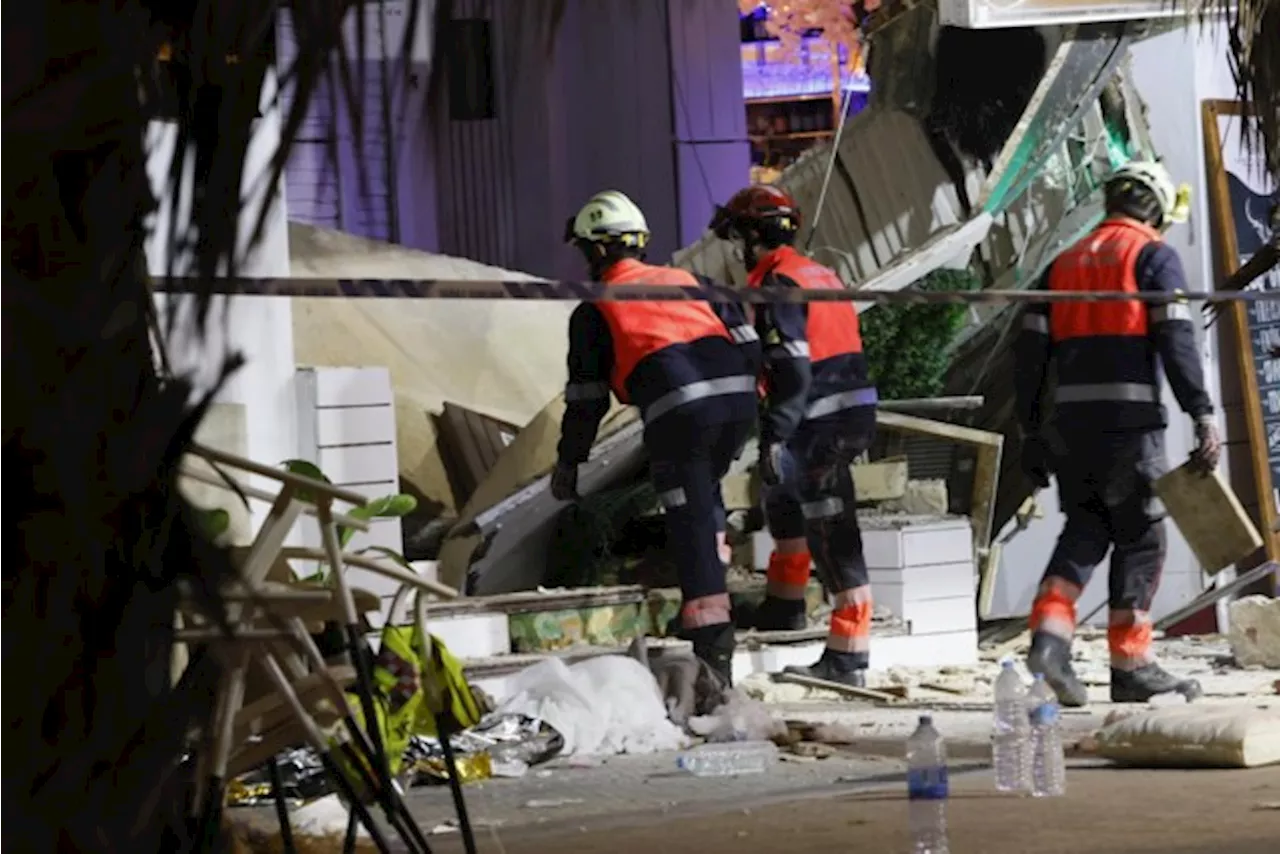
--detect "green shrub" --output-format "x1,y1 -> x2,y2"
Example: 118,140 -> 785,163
860,267 -> 981,399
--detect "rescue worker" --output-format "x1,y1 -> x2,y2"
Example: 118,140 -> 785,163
710,184 -> 879,688
551,190 -> 760,685
1015,160 -> 1222,707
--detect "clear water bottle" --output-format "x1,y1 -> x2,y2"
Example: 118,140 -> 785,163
906,714 -> 950,854
1028,673 -> 1066,797
992,660 -> 1030,793
676,741 -> 778,777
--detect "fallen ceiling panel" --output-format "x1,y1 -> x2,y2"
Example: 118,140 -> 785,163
287,222 -> 572,512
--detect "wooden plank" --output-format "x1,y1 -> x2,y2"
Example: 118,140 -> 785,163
876,410 -> 1004,553
436,402 -> 522,507
1202,99 -> 1280,570
774,672 -> 903,704
1155,462 -> 1264,575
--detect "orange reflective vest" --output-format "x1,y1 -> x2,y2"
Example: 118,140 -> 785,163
1047,218 -> 1161,342
748,246 -> 863,361
595,259 -> 732,402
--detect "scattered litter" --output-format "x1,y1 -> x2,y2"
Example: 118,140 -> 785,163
490,759 -> 530,778
788,741 -> 836,759
786,721 -> 862,745
496,655 -> 687,756
524,797 -> 585,809
429,822 -> 460,835
225,748 -> 330,806
1252,802 -> 1280,811
403,713 -> 565,785
290,794 -> 368,839
687,688 -> 786,743
738,671 -> 844,703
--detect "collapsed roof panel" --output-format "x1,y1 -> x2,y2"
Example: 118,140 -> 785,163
444,11 -> 1164,595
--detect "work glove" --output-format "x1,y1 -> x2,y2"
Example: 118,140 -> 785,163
550,462 -> 580,501
1019,432 -> 1052,490
758,442 -> 786,488
1190,415 -> 1222,474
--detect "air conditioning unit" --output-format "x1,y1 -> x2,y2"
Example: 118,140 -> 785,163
938,0 -> 1192,29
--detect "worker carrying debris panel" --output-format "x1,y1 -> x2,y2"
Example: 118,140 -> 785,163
1015,160 -> 1222,707
551,190 -> 761,685
709,184 -> 880,689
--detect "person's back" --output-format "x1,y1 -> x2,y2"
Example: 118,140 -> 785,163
595,257 -> 757,427
709,184 -> 879,688
1014,161 -> 1218,709
1035,216 -> 1173,436
553,190 -> 758,685
746,245 -> 877,440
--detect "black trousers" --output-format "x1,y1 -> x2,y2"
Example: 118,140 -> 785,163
1043,429 -> 1169,613
646,399 -> 754,629
763,420 -> 873,596
1032,428 -> 1171,669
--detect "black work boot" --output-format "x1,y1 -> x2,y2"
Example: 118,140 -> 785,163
738,596 -> 807,632
1110,664 -> 1204,703
1026,632 -> 1089,708
783,649 -> 867,688
685,623 -> 736,689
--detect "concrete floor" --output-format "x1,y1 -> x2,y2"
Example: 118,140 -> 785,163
233,636 -> 1279,852
428,764 -> 1280,854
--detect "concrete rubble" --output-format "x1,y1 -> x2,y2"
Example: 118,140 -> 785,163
1228,595 -> 1280,669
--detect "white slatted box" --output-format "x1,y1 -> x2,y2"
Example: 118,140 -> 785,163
863,516 -> 973,570
864,516 -> 976,637
296,366 -> 404,602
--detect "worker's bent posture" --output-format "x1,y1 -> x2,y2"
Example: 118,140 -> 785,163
711,185 -> 879,689
1015,161 -> 1221,707
552,190 -> 760,685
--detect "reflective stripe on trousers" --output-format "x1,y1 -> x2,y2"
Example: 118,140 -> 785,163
827,585 -> 872,655
728,325 -> 759,344
1055,382 -> 1158,404
1108,608 -> 1155,670
766,551 -> 811,601
682,593 -> 732,629
806,386 -> 879,420
643,374 -> 756,423
1029,576 -> 1082,642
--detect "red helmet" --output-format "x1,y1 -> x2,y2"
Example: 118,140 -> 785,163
710,185 -> 801,239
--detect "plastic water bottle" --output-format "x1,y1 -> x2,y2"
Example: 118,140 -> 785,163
906,714 -> 950,854
676,741 -> 778,777
1028,673 -> 1066,797
992,660 -> 1030,793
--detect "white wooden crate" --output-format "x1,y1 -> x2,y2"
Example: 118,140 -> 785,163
296,366 -> 404,611
869,560 -> 974,615
863,516 -> 973,569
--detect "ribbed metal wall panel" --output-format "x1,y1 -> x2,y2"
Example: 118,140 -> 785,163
277,7 -> 401,243
277,10 -> 344,230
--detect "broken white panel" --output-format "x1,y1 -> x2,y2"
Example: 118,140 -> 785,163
296,366 -> 403,605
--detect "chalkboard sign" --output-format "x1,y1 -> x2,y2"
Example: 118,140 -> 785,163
1246,270 -> 1280,501
1203,99 -> 1280,565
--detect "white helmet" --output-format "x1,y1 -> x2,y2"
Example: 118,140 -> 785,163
1106,160 -> 1191,227
564,190 -> 650,247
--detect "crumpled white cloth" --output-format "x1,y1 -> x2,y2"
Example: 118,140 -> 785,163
495,655 -> 689,757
